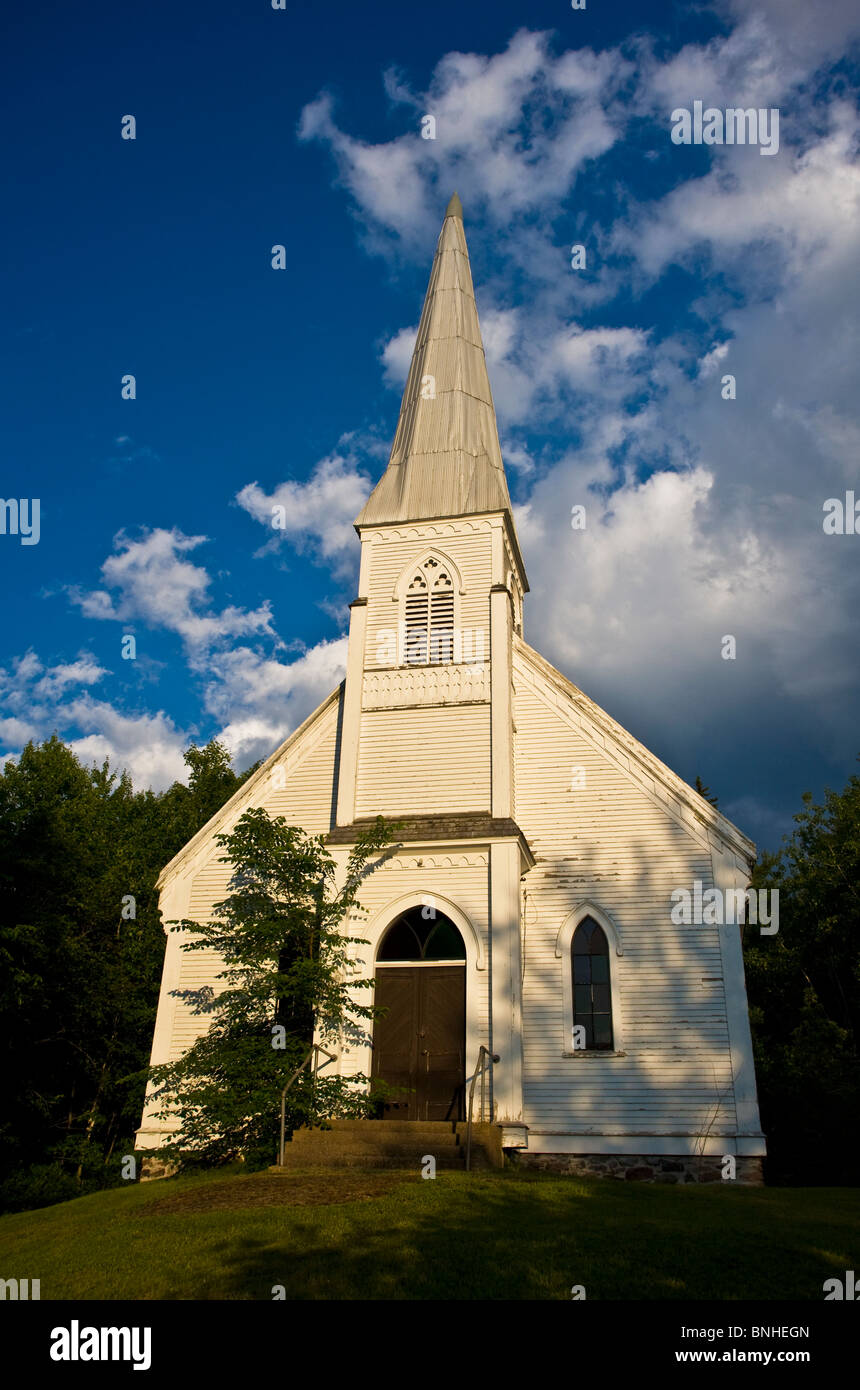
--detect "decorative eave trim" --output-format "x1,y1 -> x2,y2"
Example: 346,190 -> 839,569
356,509 -> 529,593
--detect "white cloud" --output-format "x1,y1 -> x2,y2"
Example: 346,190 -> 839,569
380,326 -> 417,387
71,528 -> 275,652
34,658 -> 109,699
0,716 -> 39,746
203,637 -> 348,767
298,29 -> 630,249
235,449 -> 373,576
0,651 -> 188,789
66,699 -> 189,791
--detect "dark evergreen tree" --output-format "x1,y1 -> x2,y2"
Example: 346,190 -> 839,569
694,775 -> 719,807
744,764 -> 860,1183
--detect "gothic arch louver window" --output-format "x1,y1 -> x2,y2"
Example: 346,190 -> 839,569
572,917 -> 614,1050
404,557 -> 454,664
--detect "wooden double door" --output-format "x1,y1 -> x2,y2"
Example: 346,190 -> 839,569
371,965 -> 466,1121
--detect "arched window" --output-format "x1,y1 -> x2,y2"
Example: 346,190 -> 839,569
404,557 -> 454,665
377,906 -> 467,961
572,917 -> 613,1049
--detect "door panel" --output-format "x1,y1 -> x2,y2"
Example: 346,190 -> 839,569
419,967 -> 466,1120
371,969 -> 416,1116
372,966 -> 465,1120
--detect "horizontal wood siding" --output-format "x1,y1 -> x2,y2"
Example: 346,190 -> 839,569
162,697 -> 341,1065
364,524 -> 492,669
513,651 -> 738,1136
355,705 -> 490,815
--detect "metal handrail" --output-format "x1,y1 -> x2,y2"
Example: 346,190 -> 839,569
464,1046 -> 500,1171
278,1043 -> 337,1166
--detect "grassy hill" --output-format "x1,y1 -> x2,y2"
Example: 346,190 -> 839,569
1,1168 -> 857,1300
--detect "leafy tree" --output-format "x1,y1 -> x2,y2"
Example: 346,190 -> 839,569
149,810 -> 396,1170
0,735 -> 251,1209
744,764 -> 860,1183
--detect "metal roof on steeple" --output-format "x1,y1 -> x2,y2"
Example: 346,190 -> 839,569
355,193 -> 517,532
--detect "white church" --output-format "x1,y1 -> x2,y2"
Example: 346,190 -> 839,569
137,195 -> 766,1182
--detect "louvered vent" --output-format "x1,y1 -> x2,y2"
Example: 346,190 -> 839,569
404,559 -> 454,665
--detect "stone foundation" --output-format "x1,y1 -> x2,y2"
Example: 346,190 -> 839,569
507,1152 -> 764,1185
138,1155 -> 179,1182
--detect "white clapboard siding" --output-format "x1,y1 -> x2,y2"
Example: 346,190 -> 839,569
363,522 -> 493,667
512,645 -> 738,1134
156,694 -> 343,1069
355,705 -> 491,815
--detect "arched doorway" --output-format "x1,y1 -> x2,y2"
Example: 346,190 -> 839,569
372,907 -> 466,1121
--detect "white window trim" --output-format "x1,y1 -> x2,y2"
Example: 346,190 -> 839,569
555,901 -> 625,1056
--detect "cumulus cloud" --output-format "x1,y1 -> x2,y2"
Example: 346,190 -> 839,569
235,446 -> 374,577
66,698 -> 189,791
201,638 -> 348,767
71,528 -> 275,652
11,3 -> 858,832
0,650 -> 187,790
298,28 -> 630,252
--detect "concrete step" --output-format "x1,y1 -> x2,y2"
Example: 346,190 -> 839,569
315,1120 -> 463,1135
271,1120 -> 504,1172
269,1151 -> 467,1172
288,1143 -> 462,1158
290,1131 -> 461,1151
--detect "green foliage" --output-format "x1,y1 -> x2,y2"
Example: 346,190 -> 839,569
694,775 -> 719,807
149,810 -> 395,1169
0,735 -> 250,1211
745,764 -> 860,1183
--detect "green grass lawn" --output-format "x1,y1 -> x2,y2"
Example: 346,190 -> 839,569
0,1168 -> 856,1300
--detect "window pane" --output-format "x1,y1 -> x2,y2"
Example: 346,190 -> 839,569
378,919 -> 421,961
571,916 -> 613,1051
592,984 -> 611,1013
573,956 -> 592,984
593,1015 -> 613,1049
423,918 -> 466,960
574,985 -> 592,1014
590,955 -> 609,983
587,923 -> 608,955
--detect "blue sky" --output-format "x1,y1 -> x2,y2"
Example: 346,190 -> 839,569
2,0 -> 859,852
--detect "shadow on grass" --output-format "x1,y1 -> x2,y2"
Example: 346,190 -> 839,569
193,1172 -> 859,1302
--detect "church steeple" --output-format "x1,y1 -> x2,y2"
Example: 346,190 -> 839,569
355,193 -> 517,538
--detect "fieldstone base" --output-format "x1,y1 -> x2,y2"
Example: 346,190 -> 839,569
507,1152 -> 764,1185
138,1155 -> 179,1182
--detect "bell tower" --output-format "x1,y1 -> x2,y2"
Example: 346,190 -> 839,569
329,195 -> 532,1131
335,192 -> 528,829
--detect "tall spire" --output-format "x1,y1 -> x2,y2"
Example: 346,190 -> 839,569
355,194 -> 515,529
